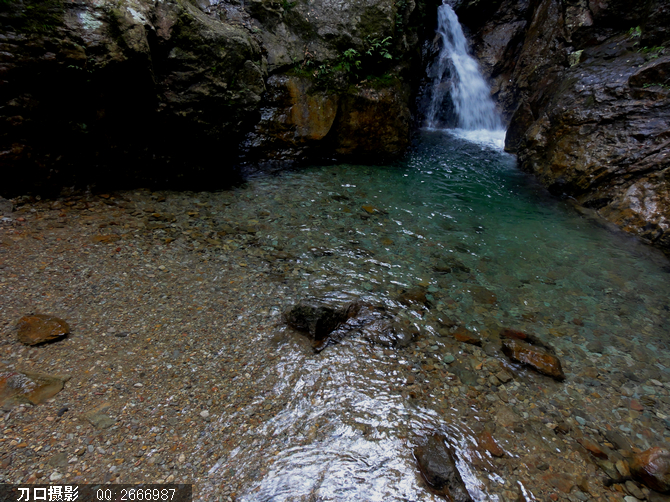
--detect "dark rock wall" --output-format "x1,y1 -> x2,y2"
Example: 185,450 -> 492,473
0,0 -> 429,195
457,0 -> 670,250
0,0 -> 266,194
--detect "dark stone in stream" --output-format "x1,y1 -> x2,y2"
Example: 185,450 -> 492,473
414,434 -> 473,502
433,257 -> 471,274
361,318 -> 415,348
501,338 -> 565,381
284,299 -> 360,341
604,429 -> 633,451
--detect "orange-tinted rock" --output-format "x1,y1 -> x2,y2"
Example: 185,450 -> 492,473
477,431 -> 504,457
576,437 -> 608,459
453,327 -> 482,346
0,370 -> 69,408
630,447 -> 670,493
630,399 -> 645,411
90,235 -> 120,243
500,329 -> 530,341
334,82 -> 411,160
501,338 -> 565,381
17,314 -> 69,346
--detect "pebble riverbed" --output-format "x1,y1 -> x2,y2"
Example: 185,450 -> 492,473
3,134 -> 670,501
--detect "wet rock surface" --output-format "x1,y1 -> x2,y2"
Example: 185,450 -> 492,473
631,447 -> 670,493
414,434 -> 473,502
284,298 -> 360,340
0,0 -> 425,195
0,0 -> 266,194
457,0 -> 670,252
0,370 -> 69,409
16,315 -> 70,346
501,338 -> 565,381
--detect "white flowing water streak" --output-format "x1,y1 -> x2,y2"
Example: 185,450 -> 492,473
426,2 -> 505,143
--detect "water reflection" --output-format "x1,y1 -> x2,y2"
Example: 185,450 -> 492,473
219,130 -> 670,501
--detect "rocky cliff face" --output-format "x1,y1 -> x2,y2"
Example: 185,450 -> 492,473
0,0 -> 266,193
0,0 -> 427,195
456,0 -> 670,251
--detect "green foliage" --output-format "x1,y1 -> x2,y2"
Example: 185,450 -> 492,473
638,46 -> 666,59
642,82 -> 670,90
291,36 -> 397,90
366,36 -> 393,60
395,0 -> 407,32
628,26 -> 642,38
281,0 -> 296,12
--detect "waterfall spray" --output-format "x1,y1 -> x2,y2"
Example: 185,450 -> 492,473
426,2 -> 503,133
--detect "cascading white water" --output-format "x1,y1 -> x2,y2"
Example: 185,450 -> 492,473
426,2 -> 504,140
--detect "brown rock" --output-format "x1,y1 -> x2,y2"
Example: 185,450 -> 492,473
576,437 -> 608,459
468,285 -> 497,305
397,287 -> 429,308
17,314 -> 70,346
334,82 -> 412,160
0,370 -> 69,409
631,447 -> 670,493
452,327 -> 482,346
501,338 -> 565,381
90,235 -> 121,243
630,399 -> 645,411
542,473 -> 575,493
477,431 -> 504,457
414,434 -> 473,502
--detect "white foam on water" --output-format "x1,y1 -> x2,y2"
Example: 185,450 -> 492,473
447,127 -> 507,150
426,2 -> 507,148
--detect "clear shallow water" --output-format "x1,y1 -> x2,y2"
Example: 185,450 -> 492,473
208,130 -> 670,501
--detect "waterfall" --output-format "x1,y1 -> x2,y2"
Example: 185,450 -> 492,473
426,2 -> 503,135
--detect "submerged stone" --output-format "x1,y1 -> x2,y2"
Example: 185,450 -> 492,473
85,403 -> 116,430
414,434 -> 473,502
397,286 -> 430,308
361,318 -> 414,348
284,299 -> 360,340
477,431 -> 504,458
452,327 -> 482,346
501,338 -> 565,381
0,370 -> 69,410
631,447 -> 670,493
17,314 -> 70,346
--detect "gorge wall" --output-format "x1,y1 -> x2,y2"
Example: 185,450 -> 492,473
0,0 -> 427,194
455,0 -> 670,250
